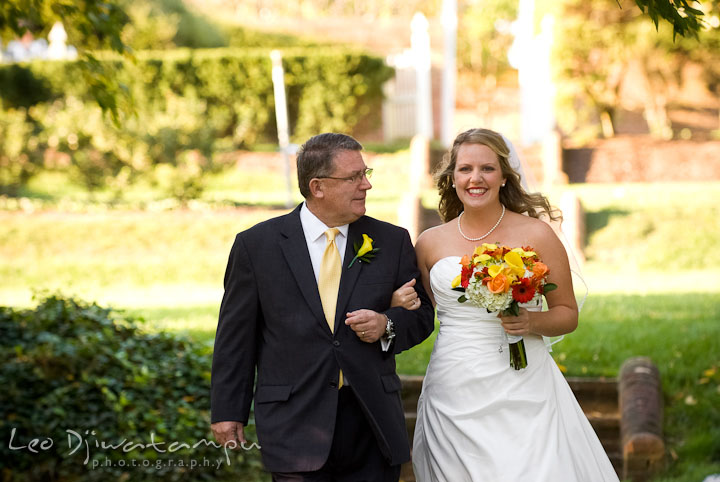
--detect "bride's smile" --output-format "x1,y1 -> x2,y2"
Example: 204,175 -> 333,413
453,143 -> 506,208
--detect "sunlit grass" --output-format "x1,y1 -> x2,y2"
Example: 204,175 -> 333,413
0,209 -> 275,306
127,304 -> 220,346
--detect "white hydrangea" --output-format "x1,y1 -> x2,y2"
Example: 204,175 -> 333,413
465,278 -> 513,313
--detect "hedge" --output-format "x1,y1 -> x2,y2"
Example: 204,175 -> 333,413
0,47 -> 393,195
0,295 -> 265,481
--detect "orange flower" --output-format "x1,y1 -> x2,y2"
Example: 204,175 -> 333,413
487,273 -> 510,294
532,261 -> 549,279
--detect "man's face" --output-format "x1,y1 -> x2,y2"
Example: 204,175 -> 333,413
313,150 -> 372,227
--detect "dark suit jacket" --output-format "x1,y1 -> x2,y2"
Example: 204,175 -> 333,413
210,205 -> 435,472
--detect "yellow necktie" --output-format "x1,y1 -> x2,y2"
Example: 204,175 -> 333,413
318,228 -> 343,388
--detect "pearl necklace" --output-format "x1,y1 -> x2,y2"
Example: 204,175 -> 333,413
457,205 -> 506,241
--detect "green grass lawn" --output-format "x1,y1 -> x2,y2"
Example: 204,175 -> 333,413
2,171 -> 720,481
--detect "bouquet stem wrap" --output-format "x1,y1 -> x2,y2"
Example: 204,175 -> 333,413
506,334 -> 528,370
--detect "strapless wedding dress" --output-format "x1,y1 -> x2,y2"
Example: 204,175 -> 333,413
412,257 -> 619,481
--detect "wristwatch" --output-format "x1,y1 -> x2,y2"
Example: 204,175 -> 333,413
384,315 -> 396,342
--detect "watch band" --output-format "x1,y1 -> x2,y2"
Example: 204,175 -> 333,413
384,315 -> 396,342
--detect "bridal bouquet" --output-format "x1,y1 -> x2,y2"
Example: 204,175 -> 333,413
451,243 -> 557,370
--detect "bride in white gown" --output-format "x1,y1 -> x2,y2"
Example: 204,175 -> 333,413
410,128 -> 619,481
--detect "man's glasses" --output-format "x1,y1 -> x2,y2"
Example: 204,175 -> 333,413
316,168 -> 373,184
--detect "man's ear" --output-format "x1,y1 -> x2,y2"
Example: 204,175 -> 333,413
308,179 -> 324,199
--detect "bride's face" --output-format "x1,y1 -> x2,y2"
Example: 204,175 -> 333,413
453,143 -> 506,209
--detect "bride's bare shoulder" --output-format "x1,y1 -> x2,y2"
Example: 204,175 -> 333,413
506,211 -> 553,231
415,221 -> 457,267
505,211 -> 560,250
417,221 -> 455,249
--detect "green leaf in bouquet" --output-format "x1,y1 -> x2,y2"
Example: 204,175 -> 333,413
502,301 -> 520,317
543,283 -> 558,294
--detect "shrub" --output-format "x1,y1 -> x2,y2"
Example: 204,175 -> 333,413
0,108 -> 46,195
0,47 -> 393,197
121,0 -> 227,50
0,65 -> 55,110
0,295 -> 264,481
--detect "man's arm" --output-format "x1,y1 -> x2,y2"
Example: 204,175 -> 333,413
383,229 -> 435,353
211,234 -> 259,426
344,229 -> 434,351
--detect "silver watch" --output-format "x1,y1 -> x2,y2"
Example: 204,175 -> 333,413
384,315 -> 396,342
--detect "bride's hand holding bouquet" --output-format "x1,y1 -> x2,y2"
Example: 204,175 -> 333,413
451,242 -> 557,369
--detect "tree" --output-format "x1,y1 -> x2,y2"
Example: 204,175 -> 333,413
0,0 -> 132,122
633,0 -> 712,40
551,0 -> 720,140
1,0 -> 717,122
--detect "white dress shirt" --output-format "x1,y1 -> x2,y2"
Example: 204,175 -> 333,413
300,202 -> 349,283
299,203 -> 391,359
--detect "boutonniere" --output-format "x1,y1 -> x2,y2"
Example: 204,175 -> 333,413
348,234 -> 379,268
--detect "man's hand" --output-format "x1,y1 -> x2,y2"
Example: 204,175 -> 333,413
211,421 -> 246,447
345,309 -> 387,343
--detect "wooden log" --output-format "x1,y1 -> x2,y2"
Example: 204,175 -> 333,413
619,357 -> 665,481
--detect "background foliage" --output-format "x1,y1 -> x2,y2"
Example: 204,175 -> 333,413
549,0 -> 720,141
0,48 -> 392,198
0,295 -> 264,481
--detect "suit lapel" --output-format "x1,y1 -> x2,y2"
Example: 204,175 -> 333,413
279,207 -> 328,331
335,220 -> 364,331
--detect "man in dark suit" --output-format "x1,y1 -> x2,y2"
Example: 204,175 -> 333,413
211,133 -> 435,481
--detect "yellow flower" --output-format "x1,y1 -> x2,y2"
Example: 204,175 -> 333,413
357,234 -> 374,257
348,233 -> 379,268
475,253 -> 491,264
504,251 -> 526,277
482,243 -> 497,251
512,246 -> 536,258
451,274 -> 462,288
488,265 -> 504,278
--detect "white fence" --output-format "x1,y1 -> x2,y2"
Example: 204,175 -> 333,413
382,50 -> 418,141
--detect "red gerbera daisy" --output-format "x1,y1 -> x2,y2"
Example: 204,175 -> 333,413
512,278 -> 536,303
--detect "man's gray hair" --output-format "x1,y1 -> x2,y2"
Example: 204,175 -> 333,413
296,133 -> 363,198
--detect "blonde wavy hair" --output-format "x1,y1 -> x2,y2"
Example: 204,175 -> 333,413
435,128 -> 562,223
